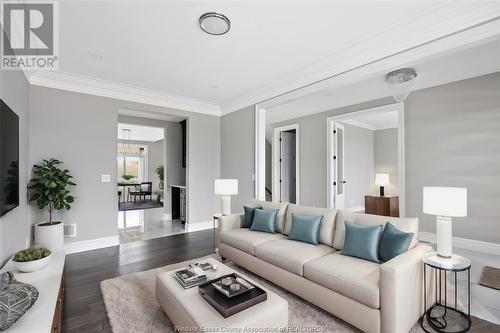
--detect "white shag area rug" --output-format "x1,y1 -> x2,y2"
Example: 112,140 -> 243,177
100,255 -> 425,333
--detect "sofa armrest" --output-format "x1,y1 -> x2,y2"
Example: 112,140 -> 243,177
217,213 -> 244,233
380,243 -> 433,333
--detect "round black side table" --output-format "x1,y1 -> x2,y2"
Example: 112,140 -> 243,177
420,252 -> 471,333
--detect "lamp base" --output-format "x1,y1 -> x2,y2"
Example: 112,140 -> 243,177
220,196 -> 231,216
436,216 -> 453,258
379,186 -> 385,197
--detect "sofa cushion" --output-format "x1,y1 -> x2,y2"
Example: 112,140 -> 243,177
219,228 -> 285,255
342,221 -> 382,263
284,203 -> 337,246
333,210 -> 419,250
304,252 -> 380,309
254,239 -> 334,276
288,214 -> 322,245
243,206 -> 261,228
249,200 -> 289,234
250,209 -> 278,233
378,222 -> 414,262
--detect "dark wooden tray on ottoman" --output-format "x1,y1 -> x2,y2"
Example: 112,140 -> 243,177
198,273 -> 267,318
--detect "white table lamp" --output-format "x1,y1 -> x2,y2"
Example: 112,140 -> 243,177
215,179 -> 238,216
375,173 -> 389,197
423,187 -> 467,258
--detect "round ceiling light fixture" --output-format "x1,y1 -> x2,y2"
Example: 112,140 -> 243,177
385,68 -> 417,103
199,12 -> 230,35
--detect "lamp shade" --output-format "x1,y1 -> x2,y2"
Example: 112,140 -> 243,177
214,179 -> 238,195
375,173 -> 389,186
423,187 -> 467,217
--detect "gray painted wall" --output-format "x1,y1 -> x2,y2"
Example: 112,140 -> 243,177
341,123 -> 374,208
374,128 -> 398,196
221,106 -> 255,213
405,72 -> 500,243
29,86 -> 220,245
29,87 -> 119,243
0,70 -> 30,265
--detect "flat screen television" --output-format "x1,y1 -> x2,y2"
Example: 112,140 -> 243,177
0,99 -> 19,217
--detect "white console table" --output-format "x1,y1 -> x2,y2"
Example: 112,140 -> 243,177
0,251 -> 66,333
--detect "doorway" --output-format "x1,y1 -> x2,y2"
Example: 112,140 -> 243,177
273,124 -> 299,204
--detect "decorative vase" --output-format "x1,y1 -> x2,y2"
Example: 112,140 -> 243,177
35,222 -> 64,252
13,253 -> 52,273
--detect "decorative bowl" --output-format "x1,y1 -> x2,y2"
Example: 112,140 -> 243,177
13,253 -> 52,273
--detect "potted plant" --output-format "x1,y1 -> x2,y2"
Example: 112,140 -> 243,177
121,174 -> 135,182
29,158 -> 76,252
155,165 -> 164,190
12,247 -> 52,272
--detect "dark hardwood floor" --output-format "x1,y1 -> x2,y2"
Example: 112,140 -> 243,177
63,230 -> 500,333
62,229 -> 215,333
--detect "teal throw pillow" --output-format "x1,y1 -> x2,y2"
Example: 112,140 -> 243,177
342,221 -> 382,263
378,222 -> 414,262
250,209 -> 278,234
243,206 -> 262,228
288,214 -> 323,245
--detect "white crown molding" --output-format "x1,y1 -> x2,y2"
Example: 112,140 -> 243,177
29,70 -> 221,116
419,232 -> 500,256
64,235 -> 119,254
222,2 -> 500,114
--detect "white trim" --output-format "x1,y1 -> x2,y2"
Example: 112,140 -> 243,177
326,103 -> 405,214
64,235 -> 119,254
185,221 -> 214,233
419,232 -> 500,256
255,106 -> 266,201
340,119 -> 376,131
29,70 -> 220,116
272,124 -> 300,204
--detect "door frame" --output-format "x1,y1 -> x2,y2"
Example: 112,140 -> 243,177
326,103 -> 405,215
331,122 -> 346,209
272,124 -> 300,204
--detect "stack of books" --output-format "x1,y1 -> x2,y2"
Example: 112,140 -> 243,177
174,263 -> 212,289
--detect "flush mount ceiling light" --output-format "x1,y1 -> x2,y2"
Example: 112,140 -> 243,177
385,68 -> 417,103
199,12 -> 230,35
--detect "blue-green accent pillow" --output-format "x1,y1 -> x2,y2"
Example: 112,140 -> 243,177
250,209 -> 278,234
342,221 -> 382,263
378,222 -> 414,262
288,214 -> 323,245
242,206 -> 262,228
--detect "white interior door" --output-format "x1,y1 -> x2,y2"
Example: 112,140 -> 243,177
333,123 -> 345,209
280,130 -> 296,203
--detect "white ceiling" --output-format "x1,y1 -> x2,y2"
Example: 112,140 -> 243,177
341,111 -> 398,131
266,37 -> 500,124
117,123 -> 164,142
28,1 -> 500,115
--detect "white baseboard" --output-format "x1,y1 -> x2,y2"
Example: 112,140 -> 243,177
64,235 -> 119,254
163,213 -> 172,221
185,220 -> 214,233
419,232 -> 500,255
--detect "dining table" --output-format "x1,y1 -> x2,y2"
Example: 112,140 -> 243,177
117,182 -> 140,202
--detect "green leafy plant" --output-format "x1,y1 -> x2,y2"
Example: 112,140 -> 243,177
155,165 -> 164,189
122,174 -> 135,181
13,247 -> 51,262
29,158 -> 76,224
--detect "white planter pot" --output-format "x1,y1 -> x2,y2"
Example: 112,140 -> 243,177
13,253 -> 52,273
35,222 -> 64,252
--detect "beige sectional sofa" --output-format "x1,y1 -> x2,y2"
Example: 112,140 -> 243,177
218,201 -> 433,333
